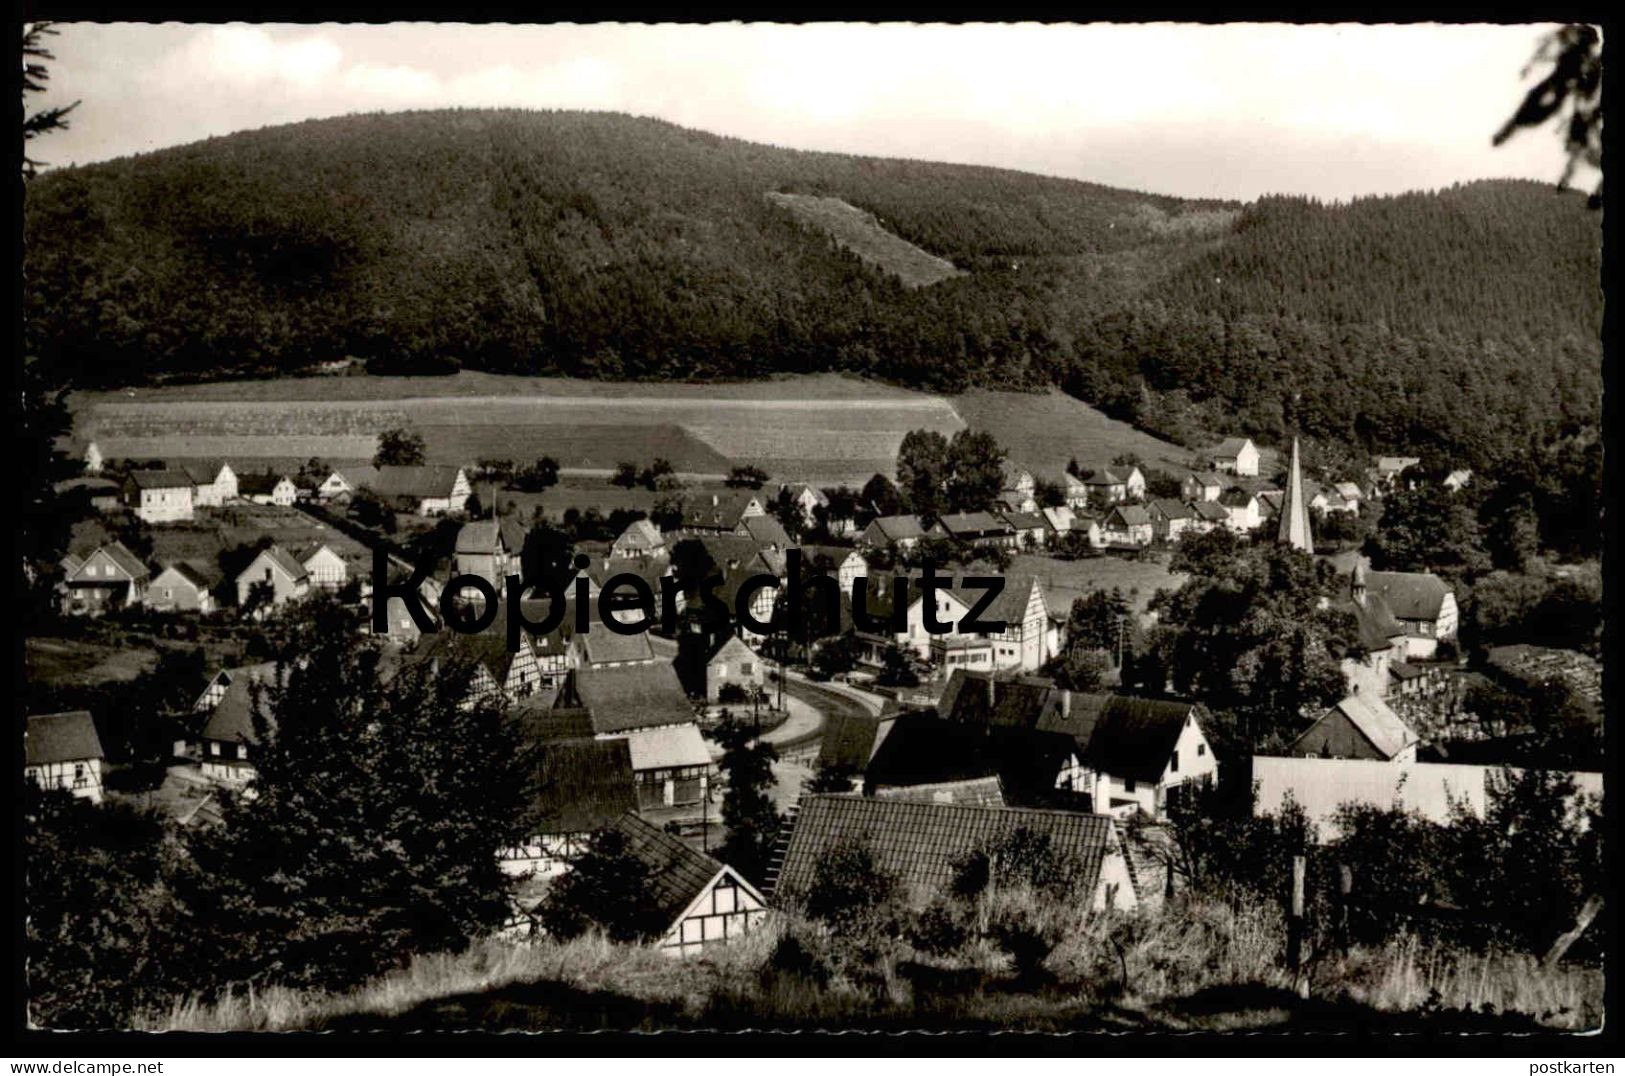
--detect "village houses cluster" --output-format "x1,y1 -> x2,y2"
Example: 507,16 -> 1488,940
33,430 -> 1571,959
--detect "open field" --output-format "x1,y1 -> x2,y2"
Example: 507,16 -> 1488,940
26,637 -> 158,687
69,374 -> 1253,490
766,192 -> 965,288
954,388 -> 1193,479
1004,553 -> 1188,618
71,374 -> 968,487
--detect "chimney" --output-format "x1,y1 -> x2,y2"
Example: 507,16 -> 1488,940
1351,560 -> 1368,605
1059,688 -> 1072,719
711,493 -> 719,507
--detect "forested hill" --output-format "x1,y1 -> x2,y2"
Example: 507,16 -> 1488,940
23,109 -> 1601,469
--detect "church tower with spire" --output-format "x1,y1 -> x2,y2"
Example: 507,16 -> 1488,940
1277,437 -> 1314,553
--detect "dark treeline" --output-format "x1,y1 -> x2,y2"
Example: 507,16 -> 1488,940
23,111 -> 1599,474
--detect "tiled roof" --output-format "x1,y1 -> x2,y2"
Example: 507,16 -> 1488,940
999,510 -> 1047,531
1313,694 -> 1418,760
455,520 -> 503,554
26,711 -> 105,765
741,514 -> 791,547
775,795 -> 1117,904
523,738 -> 637,835
1148,499 -> 1195,521
1213,438 -> 1253,457
873,775 -> 1006,808
237,472 -> 288,496
581,629 -> 656,666
938,512 -> 1010,537
866,515 -> 927,543
574,661 -> 695,734
353,465 -> 463,500
1338,592 -> 1406,654
509,698 -> 595,742
177,460 -> 228,484
95,541 -> 150,581
1364,571 -> 1451,622
676,491 -> 759,530
817,711 -> 888,773
1108,505 -> 1152,527
153,561 -> 215,590
254,545 -> 310,583
609,811 -> 728,924
1191,502 -> 1229,521
624,723 -> 713,772
938,669 -> 1067,732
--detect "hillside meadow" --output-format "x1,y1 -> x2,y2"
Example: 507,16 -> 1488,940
69,373 -> 1199,487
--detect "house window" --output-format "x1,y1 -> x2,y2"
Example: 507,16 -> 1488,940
1197,743 -> 1206,757
1125,779 -> 1136,793
741,662 -> 753,676
73,763 -> 87,788
1170,751 -> 1178,773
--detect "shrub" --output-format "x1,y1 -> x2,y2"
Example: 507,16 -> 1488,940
717,682 -> 749,704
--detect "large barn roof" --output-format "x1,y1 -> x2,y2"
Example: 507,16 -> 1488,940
774,795 -> 1117,904
1364,571 -> 1451,622
573,661 -> 695,734
523,738 -> 637,835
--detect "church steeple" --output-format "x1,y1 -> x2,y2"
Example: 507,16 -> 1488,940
1277,437 -> 1314,553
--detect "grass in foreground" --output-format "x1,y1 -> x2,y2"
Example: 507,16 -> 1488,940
140,897 -> 1601,1034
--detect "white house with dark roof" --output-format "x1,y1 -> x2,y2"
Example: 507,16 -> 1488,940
1182,471 -> 1225,503
125,469 -> 195,523
349,465 -> 471,516
235,545 -> 311,611
60,541 -> 150,616
197,664 -> 279,783
1363,570 -> 1458,659
1145,499 -> 1196,542
1043,694 -> 1218,819
1210,437 -> 1259,477
1102,504 -> 1154,546
179,460 -> 238,507
1288,693 -> 1420,763
25,711 -> 107,803
573,812 -> 769,956
500,735 -> 637,881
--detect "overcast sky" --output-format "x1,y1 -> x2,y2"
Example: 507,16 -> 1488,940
32,22 -> 1593,202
